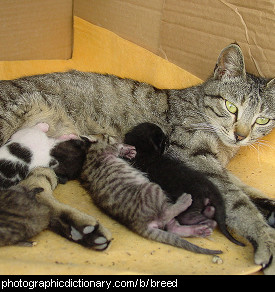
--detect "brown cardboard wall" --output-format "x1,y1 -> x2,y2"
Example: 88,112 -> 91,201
75,0 -> 275,80
0,0 -> 73,60
74,0 -> 165,56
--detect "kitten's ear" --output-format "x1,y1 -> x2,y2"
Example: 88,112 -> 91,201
80,135 -> 97,144
214,43 -> 246,80
266,78 -> 275,88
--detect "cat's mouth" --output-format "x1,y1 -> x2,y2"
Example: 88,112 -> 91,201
219,129 -> 251,148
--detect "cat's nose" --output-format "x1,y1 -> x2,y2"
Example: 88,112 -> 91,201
234,123 -> 249,142
234,132 -> 247,142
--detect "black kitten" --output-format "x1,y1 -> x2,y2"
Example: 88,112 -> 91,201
124,122 -> 244,246
50,139 -> 88,184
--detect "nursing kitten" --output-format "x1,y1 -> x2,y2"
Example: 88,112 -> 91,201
0,168 -> 54,247
0,122 -> 84,189
81,138 -> 222,255
1,44 -> 275,272
124,122 -> 244,246
50,138 -> 87,184
0,122 -> 56,189
0,167 -> 111,250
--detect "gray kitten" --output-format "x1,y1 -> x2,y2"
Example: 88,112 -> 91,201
81,137 -> 222,255
0,167 -> 111,250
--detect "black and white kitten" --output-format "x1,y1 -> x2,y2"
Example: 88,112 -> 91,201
0,122 -> 85,189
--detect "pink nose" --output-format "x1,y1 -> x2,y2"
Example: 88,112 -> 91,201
235,133 -> 246,142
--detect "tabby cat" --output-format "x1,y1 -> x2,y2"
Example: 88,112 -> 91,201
1,43 -> 275,273
81,137 -> 222,254
124,122 -> 244,246
0,167 -> 111,250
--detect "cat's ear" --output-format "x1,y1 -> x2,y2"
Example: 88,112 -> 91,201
266,78 -> 275,88
214,43 -> 246,80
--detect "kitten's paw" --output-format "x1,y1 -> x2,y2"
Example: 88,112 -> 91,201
166,219 -> 213,237
193,225 -> 213,237
58,133 -> 79,141
203,205 -> 215,219
35,122 -> 49,133
70,224 -> 112,251
176,193 -> 193,211
118,144 -> 137,159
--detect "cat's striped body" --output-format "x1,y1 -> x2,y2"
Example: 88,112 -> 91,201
1,44 -> 275,272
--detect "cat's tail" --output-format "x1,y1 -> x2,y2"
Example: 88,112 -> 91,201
215,208 -> 245,246
141,227 -> 222,255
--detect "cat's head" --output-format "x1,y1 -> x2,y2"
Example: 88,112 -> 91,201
203,43 -> 275,148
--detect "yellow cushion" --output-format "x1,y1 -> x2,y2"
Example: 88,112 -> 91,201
0,16 -> 270,275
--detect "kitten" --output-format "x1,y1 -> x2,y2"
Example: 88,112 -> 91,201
50,138 -> 87,184
0,122 -> 82,189
0,170 -> 53,247
0,166 -> 112,250
81,138 -> 222,255
124,122 -> 245,246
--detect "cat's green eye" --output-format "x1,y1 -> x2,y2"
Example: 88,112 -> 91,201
256,117 -> 270,125
225,100 -> 238,114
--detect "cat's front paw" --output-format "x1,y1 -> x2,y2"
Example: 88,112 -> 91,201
118,144 -> 137,159
253,228 -> 275,275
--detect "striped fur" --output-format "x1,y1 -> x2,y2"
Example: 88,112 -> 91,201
81,142 -> 222,254
0,44 -> 275,271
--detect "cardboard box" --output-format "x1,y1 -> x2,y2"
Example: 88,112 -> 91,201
0,0 -> 274,80
74,0 -> 275,79
0,0 -> 73,60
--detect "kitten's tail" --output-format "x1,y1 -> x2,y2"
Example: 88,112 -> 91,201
141,227 -> 222,255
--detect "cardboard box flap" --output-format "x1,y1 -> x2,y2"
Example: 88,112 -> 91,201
0,0 -> 73,61
74,0 -> 165,56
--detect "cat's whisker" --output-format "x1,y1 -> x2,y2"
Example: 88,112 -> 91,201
257,139 -> 275,149
248,143 -> 262,164
254,140 -> 275,150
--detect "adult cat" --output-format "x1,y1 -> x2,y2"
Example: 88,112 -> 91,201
1,43 -> 275,273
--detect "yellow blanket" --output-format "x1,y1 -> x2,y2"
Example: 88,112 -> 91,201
1,16 -> 273,275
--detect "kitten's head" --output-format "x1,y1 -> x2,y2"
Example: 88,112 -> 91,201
203,43 -> 275,148
124,123 -> 169,156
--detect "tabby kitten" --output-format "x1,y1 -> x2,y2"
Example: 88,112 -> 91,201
81,137 -> 222,255
0,168 -> 53,247
0,167 -> 111,250
1,43 -> 275,273
124,122 -> 244,246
